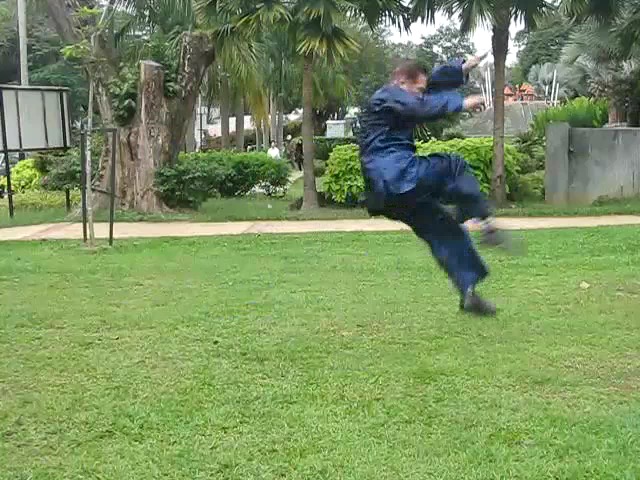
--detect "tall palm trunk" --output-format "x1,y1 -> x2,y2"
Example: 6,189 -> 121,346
220,75 -> 230,149
491,20 -> 509,205
277,95 -> 284,150
301,54 -> 319,209
270,93 -> 277,146
263,118 -> 270,148
235,95 -> 245,151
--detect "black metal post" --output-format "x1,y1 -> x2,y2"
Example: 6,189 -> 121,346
109,130 -> 117,246
65,188 -> 71,212
0,92 -> 14,219
80,130 -> 87,243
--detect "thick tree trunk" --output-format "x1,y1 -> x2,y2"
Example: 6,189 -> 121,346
235,95 -> 245,151
44,0 -> 216,212
277,95 -> 284,150
491,20 -> 509,206
220,75 -> 230,149
117,61 -> 169,212
185,105 -> 197,152
301,55 -> 319,209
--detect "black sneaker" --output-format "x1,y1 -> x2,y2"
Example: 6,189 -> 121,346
460,289 -> 497,316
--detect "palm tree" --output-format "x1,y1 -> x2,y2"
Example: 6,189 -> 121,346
232,0 -> 409,209
411,0 -> 553,204
562,0 -> 640,125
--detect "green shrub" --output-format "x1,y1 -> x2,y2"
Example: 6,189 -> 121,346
0,190 -> 81,210
324,138 -> 522,205
155,151 -> 290,209
324,144 -> 365,204
509,171 -> 545,201
0,159 -> 43,192
513,130 -> 546,175
314,137 -> 357,161
532,97 -> 608,138
416,138 -> 521,194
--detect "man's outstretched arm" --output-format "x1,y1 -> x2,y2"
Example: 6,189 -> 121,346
385,89 -> 485,123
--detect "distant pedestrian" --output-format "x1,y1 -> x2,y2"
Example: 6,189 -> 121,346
267,141 -> 281,160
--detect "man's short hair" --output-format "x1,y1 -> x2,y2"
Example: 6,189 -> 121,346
391,60 -> 428,83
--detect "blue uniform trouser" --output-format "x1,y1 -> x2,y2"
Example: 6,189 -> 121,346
382,154 -> 490,296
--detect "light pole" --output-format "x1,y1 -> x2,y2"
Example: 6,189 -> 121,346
17,0 -> 28,86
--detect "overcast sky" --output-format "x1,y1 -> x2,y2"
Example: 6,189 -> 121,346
390,13 -> 523,65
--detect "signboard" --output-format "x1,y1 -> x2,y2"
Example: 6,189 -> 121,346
326,119 -> 354,138
0,85 -> 71,152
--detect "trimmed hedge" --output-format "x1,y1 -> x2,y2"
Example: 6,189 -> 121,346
324,138 -> 522,204
155,151 -> 290,209
0,190 -> 81,210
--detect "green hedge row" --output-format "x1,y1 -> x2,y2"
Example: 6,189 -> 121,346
324,138 -> 523,204
155,151 -> 290,209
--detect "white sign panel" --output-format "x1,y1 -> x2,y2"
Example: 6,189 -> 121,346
0,85 -> 71,152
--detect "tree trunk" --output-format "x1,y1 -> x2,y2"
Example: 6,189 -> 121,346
263,117 -> 270,148
185,105 -> 197,152
277,95 -> 284,150
235,95 -> 245,151
256,124 -> 263,151
608,99 -> 626,126
628,96 -> 640,127
115,34 -> 215,212
491,20 -> 509,206
220,75 -> 230,149
270,93 -> 277,145
45,0 -> 216,212
301,55 -> 319,209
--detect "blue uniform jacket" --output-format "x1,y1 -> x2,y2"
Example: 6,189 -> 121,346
358,61 -> 467,207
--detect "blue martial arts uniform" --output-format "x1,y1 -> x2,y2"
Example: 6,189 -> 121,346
358,61 -> 490,295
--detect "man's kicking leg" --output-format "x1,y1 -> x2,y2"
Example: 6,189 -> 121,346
390,197 -> 497,316
420,154 -> 512,249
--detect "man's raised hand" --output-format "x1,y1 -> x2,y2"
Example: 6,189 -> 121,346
462,52 -> 489,74
463,95 -> 485,111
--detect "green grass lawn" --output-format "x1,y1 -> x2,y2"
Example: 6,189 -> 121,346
2,227 -> 640,479
1,177 -> 640,229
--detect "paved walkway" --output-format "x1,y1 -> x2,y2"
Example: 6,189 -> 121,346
1,215 -> 639,241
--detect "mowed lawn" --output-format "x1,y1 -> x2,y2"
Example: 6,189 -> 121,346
1,227 -> 640,479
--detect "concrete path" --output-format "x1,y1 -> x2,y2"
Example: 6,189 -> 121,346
1,215 -> 639,241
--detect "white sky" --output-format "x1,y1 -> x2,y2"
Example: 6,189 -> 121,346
390,13 -> 523,65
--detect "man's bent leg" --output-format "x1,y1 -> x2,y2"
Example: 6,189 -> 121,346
419,154 -> 513,251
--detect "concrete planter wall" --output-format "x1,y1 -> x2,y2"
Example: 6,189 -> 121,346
545,123 -> 640,205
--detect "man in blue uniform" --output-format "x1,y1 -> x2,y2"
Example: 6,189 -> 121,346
358,57 -> 508,316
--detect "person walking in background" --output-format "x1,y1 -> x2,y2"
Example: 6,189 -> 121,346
267,141 -> 281,160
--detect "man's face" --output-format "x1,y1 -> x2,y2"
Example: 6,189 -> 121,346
400,74 -> 428,95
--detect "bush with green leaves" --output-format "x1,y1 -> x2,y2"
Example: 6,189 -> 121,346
313,136 -> 357,161
0,190 -> 81,210
0,159 -> 43,192
532,97 -> 608,138
323,144 -> 365,204
155,151 -> 290,209
324,138 -> 522,204
513,130 -> 546,174
509,171 -> 545,202
416,138 -> 521,194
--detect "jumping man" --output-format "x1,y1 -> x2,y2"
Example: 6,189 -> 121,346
358,57 -> 509,316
